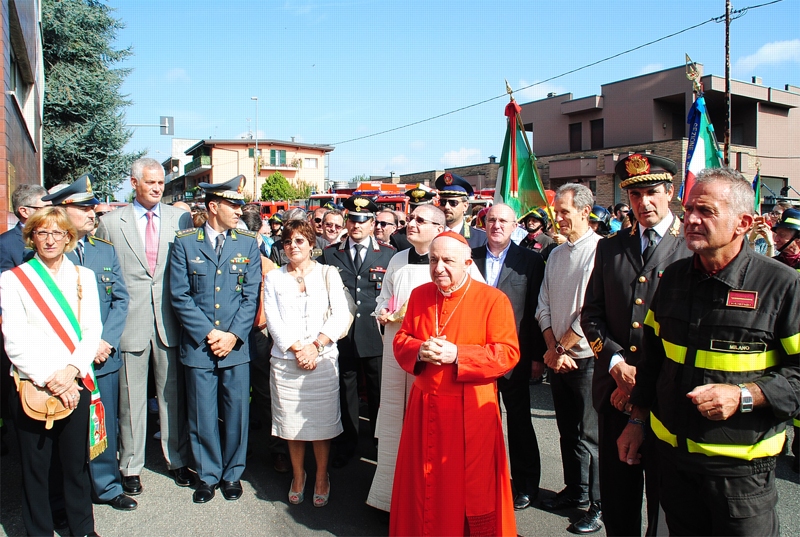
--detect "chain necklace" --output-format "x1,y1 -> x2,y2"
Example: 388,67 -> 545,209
434,276 -> 471,338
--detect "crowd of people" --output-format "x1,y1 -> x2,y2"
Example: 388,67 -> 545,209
0,155 -> 798,536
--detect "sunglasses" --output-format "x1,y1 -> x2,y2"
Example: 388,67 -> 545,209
313,218 -> 324,224
398,220 -> 406,226
283,237 -> 308,246
441,199 -> 464,207
95,212 -> 109,217
408,215 -> 441,226
325,223 -> 343,230
375,221 -> 396,228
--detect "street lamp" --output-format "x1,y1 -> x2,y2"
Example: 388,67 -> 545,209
251,96 -> 259,200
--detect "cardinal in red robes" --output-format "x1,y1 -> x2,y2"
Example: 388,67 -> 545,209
390,231 -> 519,537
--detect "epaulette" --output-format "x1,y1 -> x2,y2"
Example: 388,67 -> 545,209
607,232 -> 618,238
87,236 -> 113,246
175,228 -> 199,238
326,241 -> 343,249
235,229 -> 258,239
377,239 -> 396,250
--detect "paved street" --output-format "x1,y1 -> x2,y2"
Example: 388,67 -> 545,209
1,381 -> 798,536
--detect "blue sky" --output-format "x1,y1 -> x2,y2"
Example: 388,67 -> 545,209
113,0 -> 799,193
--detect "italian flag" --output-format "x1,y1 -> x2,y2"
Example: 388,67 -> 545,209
681,94 -> 723,206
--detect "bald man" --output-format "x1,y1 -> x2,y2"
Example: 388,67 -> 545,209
472,204 -> 547,511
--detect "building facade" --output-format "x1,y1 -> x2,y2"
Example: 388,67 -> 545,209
164,138 -> 333,204
519,64 -> 799,212
1,0 -> 44,231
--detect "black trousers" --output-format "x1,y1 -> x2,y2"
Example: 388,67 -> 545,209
13,384 -> 94,537
498,360 -> 541,496
658,453 -> 779,536
549,359 -> 600,501
598,410 -> 660,536
338,354 -> 381,453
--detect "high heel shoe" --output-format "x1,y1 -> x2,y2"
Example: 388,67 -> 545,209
288,472 -> 306,504
313,474 -> 330,508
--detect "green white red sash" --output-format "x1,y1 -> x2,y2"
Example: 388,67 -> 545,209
10,258 -> 107,459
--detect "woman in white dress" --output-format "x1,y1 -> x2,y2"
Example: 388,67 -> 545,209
263,219 -> 350,508
366,205 -> 485,511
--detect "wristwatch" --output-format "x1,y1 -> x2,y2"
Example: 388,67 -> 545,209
313,339 -> 325,354
738,383 -> 753,413
555,343 -> 567,355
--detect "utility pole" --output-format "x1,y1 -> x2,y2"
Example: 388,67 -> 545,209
724,0 -> 732,165
251,96 -> 259,200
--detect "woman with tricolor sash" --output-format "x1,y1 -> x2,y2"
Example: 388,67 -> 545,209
0,207 -> 102,537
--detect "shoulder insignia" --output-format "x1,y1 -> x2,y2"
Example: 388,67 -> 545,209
236,229 -> 258,239
629,223 -> 638,237
669,215 -> 681,237
377,239 -> 396,250
607,232 -> 618,238
325,241 -> 342,249
176,228 -> 199,238
86,236 -> 113,246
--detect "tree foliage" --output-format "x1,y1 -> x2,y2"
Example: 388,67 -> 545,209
261,172 -> 295,201
42,0 -> 142,199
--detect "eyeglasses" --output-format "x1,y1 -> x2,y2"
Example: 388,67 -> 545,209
441,199 -> 464,208
408,215 -> 442,226
375,221 -> 396,228
398,220 -> 406,226
324,223 -> 343,230
95,212 -> 109,217
34,230 -> 69,240
23,205 -> 48,210
313,218 -> 324,224
283,237 -> 308,246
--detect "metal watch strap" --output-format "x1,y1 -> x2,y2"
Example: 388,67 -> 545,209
738,383 -> 753,413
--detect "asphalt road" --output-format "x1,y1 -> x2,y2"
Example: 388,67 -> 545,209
1,381 -> 798,536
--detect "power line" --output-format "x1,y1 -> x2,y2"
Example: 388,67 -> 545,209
333,0 -> 785,146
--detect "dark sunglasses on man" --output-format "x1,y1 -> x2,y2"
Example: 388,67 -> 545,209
441,199 -> 464,207
375,221 -> 396,228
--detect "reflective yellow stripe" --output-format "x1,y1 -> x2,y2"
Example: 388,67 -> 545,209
784,217 -> 800,226
652,412 -> 785,460
650,412 -> 678,447
694,349 -> 779,372
793,418 -> 800,427
662,340 -> 686,364
687,431 -> 785,460
781,333 -> 800,355
644,309 -> 659,336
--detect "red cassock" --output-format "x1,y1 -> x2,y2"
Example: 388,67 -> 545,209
390,278 -> 519,537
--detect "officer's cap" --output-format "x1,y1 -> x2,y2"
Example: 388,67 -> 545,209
406,185 -> 436,206
434,173 -> 474,198
616,154 -> 677,189
344,195 -> 379,222
42,174 -> 100,207
199,175 -> 247,205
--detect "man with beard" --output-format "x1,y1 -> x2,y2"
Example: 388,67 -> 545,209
434,173 -> 487,248
390,185 -> 436,251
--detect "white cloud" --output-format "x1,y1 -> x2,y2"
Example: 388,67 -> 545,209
735,39 -> 800,72
165,68 -> 190,84
637,63 -> 664,76
514,80 -> 568,103
441,148 -> 482,168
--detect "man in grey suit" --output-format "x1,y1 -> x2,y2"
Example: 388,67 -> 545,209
472,203 -> 547,512
95,158 -> 194,495
170,176 -> 261,503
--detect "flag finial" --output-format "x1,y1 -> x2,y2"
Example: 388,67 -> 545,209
505,79 -> 513,97
685,54 -> 701,93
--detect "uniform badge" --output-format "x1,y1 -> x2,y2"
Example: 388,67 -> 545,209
590,338 -> 603,356
726,290 -> 758,309
354,198 -> 369,212
625,154 -> 650,177
444,172 -> 453,185
710,339 -> 767,353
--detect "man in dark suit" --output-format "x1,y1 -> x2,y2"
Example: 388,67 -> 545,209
43,176 -> 135,511
581,154 -> 690,536
434,173 -> 487,248
95,158 -> 195,496
0,183 -> 48,456
389,185 -> 436,251
320,195 -> 395,467
472,203 -> 546,511
170,176 -> 261,504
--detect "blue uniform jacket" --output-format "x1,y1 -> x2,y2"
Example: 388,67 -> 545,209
66,236 -> 130,376
169,227 -> 261,369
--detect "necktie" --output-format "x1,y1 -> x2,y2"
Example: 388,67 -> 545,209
215,234 -> 225,260
353,244 -> 363,272
642,228 -> 657,264
145,211 -> 158,274
77,240 -> 84,264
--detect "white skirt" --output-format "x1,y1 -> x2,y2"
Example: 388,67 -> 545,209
270,355 -> 343,441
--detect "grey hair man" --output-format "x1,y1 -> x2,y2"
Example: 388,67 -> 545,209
536,183 -> 603,533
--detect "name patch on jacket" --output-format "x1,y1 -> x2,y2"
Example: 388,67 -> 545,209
710,340 -> 767,354
726,290 -> 758,309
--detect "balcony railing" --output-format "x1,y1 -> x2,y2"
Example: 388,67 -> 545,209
184,155 -> 211,175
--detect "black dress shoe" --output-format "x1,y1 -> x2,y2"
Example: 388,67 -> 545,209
272,453 -> 291,473
541,488 -> 590,511
220,480 -> 243,500
169,466 -> 196,487
193,482 -> 217,504
568,501 -> 603,534
122,475 -> 142,496
514,493 -> 532,510
106,493 -> 138,511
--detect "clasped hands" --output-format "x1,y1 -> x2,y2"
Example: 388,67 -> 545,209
292,342 -> 319,370
207,329 -> 238,358
543,347 -> 577,373
418,336 -> 458,366
45,365 -> 82,410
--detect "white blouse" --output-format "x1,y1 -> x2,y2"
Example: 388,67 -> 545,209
0,255 -> 102,386
263,262 -> 351,360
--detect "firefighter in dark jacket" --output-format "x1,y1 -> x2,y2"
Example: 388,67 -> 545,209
618,168 -> 800,536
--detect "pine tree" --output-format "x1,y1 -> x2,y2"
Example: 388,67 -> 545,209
42,0 -> 142,199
